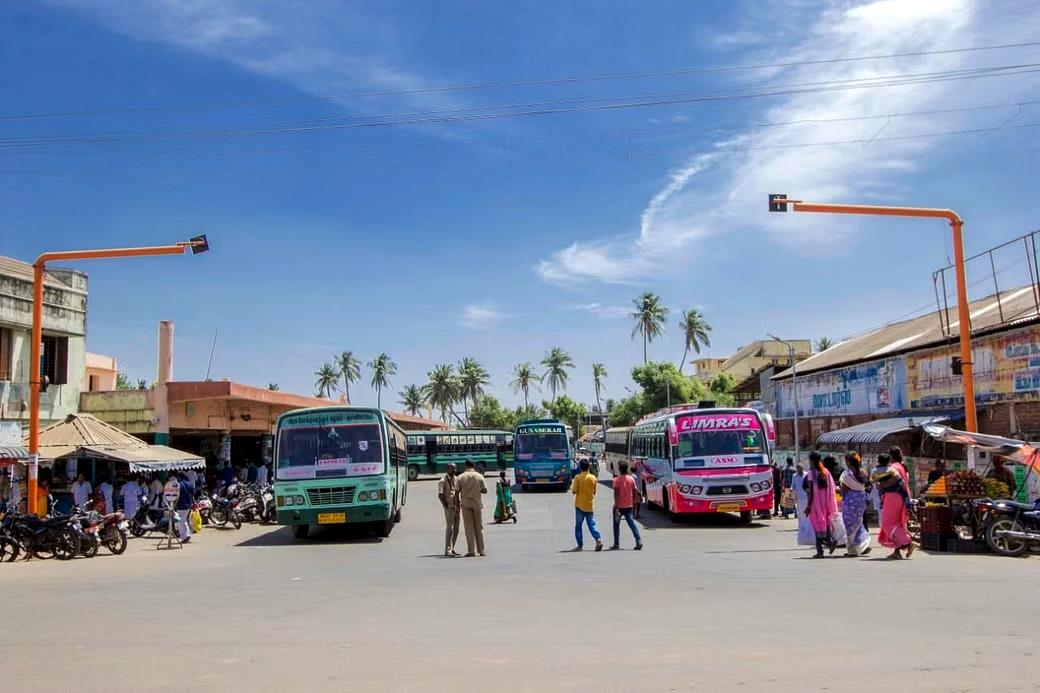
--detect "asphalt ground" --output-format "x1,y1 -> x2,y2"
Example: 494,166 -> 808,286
2,470 -> 1038,692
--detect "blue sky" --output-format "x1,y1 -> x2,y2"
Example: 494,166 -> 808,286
3,0 -> 1040,410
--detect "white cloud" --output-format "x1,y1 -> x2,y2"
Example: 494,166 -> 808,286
537,0 -> 1040,285
460,304 -> 504,330
570,303 -> 631,319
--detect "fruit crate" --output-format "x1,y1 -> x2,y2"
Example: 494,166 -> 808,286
920,532 -> 949,552
919,506 -> 953,535
949,537 -> 989,554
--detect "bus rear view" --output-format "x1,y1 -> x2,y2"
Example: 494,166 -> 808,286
513,419 -> 573,491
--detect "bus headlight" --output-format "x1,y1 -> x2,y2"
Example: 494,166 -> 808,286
294,495 -> 305,505
750,482 -> 762,492
691,486 -> 703,495
359,491 -> 369,501
678,484 -> 692,494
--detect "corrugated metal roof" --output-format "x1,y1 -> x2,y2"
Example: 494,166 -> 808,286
774,284 -> 1040,380
34,413 -> 149,450
0,445 -> 29,460
79,445 -> 204,471
816,414 -> 956,445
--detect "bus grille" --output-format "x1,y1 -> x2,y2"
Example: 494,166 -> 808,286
707,485 -> 749,496
306,487 -> 355,506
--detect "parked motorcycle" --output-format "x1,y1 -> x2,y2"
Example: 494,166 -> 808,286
195,490 -> 214,525
208,495 -> 243,530
96,510 -> 129,555
226,483 -> 262,522
73,508 -> 101,558
259,484 -> 275,523
6,511 -> 82,560
129,504 -> 180,538
975,497 -> 1040,556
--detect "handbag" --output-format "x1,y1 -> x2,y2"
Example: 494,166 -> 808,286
780,488 -> 796,509
189,508 -> 203,533
828,512 -> 847,546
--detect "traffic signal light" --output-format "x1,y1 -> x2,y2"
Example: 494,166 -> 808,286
768,194 -> 788,212
951,357 -> 963,375
189,234 -> 210,254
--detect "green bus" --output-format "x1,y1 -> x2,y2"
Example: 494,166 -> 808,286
274,406 -> 408,539
405,429 -> 513,480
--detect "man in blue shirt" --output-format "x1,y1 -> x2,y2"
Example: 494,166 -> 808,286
176,473 -> 195,543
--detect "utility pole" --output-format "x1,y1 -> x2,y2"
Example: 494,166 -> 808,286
769,335 -> 799,465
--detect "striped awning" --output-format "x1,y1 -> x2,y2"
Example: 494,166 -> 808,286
78,445 -> 205,472
0,445 -> 29,461
816,414 -> 958,446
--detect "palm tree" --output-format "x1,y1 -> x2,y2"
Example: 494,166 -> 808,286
678,308 -> 713,373
510,362 -> 538,409
336,351 -> 362,404
398,385 -> 424,416
631,292 -> 669,364
592,363 -> 607,429
267,382 -> 279,391
367,353 -> 397,409
314,363 -> 339,398
816,337 -> 834,352
423,364 -> 459,423
541,347 -> 574,406
458,357 -> 490,424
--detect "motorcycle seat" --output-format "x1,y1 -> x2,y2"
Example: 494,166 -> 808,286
995,500 -> 1037,512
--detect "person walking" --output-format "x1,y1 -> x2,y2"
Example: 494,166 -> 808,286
839,452 -> 871,556
256,462 -> 269,487
456,460 -> 487,557
771,462 -> 783,517
438,463 -> 461,557
121,475 -> 142,521
571,459 -> 603,551
876,450 -> 916,559
609,461 -> 642,550
780,457 -> 796,519
792,463 -> 814,546
804,452 -> 839,558
176,472 -> 195,544
493,470 -> 516,524
71,473 -> 92,510
98,476 -> 114,514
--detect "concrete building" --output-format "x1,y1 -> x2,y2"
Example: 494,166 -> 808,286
0,256 -> 87,425
83,352 -> 118,392
691,357 -> 727,382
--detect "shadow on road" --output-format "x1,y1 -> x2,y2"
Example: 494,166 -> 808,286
234,525 -> 385,547
636,508 -> 770,531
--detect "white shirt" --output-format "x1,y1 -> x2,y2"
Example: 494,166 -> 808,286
72,480 -> 92,508
256,465 -> 268,486
122,482 -> 142,516
149,479 -> 163,507
99,482 -> 113,512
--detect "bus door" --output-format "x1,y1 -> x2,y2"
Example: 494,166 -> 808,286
424,435 -> 439,474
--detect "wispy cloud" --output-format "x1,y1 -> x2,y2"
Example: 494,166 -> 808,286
460,304 -> 505,330
537,0 -> 1040,285
570,303 -> 631,319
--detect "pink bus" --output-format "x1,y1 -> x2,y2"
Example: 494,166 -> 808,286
634,406 -> 775,523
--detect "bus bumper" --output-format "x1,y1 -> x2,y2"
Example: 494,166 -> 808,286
277,502 -> 391,526
672,494 -> 772,514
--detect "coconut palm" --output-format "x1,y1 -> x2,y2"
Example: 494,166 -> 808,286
458,357 -> 490,424
510,362 -> 539,409
398,385 -> 424,416
678,308 -> 713,373
314,363 -> 340,398
423,364 -> 459,423
336,351 -> 362,404
631,292 -> 669,364
367,353 -> 397,409
592,363 -> 607,428
541,347 -> 574,406
816,337 -> 834,352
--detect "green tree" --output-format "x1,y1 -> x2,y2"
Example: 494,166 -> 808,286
540,347 -> 574,406
336,351 -> 362,404
710,372 -> 737,396
512,403 -> 546,425
469,394 -> 514,430
423,364 -> 459,423
398,384 -> 424,416
816,337 -> 834,352
592,363 -> 607,428
510,362 -> 539,409
631,292 -> 668,364
367,353 -> 397,409
544,395 -> 587,435
458,356 -> 490,424
115,372 -> 133,390
678,308 -> 712,373
314,362 -> 340,398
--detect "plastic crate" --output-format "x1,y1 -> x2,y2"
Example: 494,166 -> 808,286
920,506 -> 953,535
920,532 -> 949,552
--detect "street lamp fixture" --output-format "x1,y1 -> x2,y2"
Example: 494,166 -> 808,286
26,237 -> 209,514
769,194 -> 976,433
769,334 -> 800,466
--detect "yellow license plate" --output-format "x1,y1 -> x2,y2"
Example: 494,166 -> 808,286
714,503 -> 744,513
317,512 -> 346,524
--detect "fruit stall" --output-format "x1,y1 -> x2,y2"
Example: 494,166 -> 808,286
919,470 -> 999,553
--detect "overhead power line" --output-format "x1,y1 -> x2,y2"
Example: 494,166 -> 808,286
3,63 -> 1039,150
1,39 -> 1039,122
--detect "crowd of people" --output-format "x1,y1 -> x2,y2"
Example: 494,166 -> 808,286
436,458 -> 644,557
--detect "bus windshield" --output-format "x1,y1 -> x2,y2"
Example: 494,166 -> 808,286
277,423 -> 384,480
677,429 -> 764,458
515,431 -> 568,459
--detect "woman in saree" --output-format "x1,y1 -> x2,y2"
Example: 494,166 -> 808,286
804,452 -> 839,558
792,462 -> 814,546
493,470 -> 517,524
839,452 -> 871,556
875,449 -> 917,559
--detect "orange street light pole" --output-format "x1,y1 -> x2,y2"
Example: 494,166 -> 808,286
27,237 -> 209,515
768,195 -> 976,433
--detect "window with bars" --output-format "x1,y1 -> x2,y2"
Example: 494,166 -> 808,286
0,328 -> 11,381
42,334 -> 69,386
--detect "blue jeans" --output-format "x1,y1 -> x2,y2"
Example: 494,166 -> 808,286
574,508 -> 601,547
612,507 -> 642,547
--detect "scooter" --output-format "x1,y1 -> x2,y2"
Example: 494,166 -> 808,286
975,497 -> 1040,556
129,504 -> 180,538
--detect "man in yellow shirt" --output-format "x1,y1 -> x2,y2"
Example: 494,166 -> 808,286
571,459 -> 603,551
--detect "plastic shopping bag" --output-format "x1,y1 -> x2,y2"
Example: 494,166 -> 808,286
829,512 -> 847,547
189,508 -> 203,534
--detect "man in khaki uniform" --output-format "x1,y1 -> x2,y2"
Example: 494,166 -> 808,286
438,463 -> 461,557
456,460 -> 488,557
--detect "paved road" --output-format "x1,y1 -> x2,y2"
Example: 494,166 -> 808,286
2,472 -> 1038,692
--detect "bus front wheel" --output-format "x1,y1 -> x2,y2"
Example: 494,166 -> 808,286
407,465 -> 419,482
377,519 -> 394,538
739,511 -> 753,524
292,524 -> 310,540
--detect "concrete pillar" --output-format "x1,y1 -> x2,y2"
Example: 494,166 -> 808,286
218,432 -> 232,469
154,320 -> 173,446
